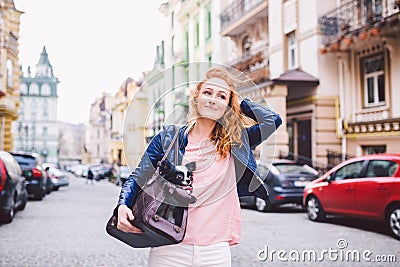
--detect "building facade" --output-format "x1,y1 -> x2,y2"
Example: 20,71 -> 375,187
219,0 -> 400,168
268,0 -> 345,166
14,47 -> 60,163
318,0 -> 400,156
110,77 -> 144,168
0,0 -> 22,152
58,122 -> 85,169
85,93 -> 114,164
144,0 -> 230,140
220,0 -> 288,162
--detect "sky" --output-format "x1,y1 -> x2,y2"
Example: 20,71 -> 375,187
14,0 -> 166,124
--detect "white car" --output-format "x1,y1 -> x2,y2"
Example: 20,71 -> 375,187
44,165 -> 69,190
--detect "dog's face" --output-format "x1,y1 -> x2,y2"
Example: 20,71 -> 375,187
158,160 -> 196,187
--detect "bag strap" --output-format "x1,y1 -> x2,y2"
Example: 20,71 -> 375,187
146,126 -> 180,186
174,126 -> 179,165
160,126 -> 179,163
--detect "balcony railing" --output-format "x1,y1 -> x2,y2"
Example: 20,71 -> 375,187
228,44 -> 269,83
318,0 -> 400,44
220,0 -> 265,31
344,116 -> 400,134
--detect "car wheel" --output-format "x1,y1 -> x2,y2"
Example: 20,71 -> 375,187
306,196 -> 325,222
255,197 -> 273,212
0,197 -> 15,223
388,206 -> 400,240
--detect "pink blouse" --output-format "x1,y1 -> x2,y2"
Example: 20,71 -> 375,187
181,135 -> 242,246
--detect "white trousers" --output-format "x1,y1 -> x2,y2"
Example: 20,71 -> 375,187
147,242 -> 231,267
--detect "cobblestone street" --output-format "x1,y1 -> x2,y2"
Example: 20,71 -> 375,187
1,173 -> 399,267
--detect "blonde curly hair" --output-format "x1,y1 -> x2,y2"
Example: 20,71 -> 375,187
187,67 -> 255,158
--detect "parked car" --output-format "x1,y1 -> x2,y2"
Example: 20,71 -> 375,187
115,166 -> 131,186
43,164 -> 69,190
95,166 -> 113,181
0,151 -> 28,223
240,160 -> 319,211
10,152 -> 48,200
304,154 -> 400,240
70,164 -> 85,177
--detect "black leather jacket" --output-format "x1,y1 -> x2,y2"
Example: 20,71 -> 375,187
117,98 -> 282,208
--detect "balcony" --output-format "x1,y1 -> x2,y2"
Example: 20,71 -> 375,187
344,107 -> 400,134
344,116 -> 400,135
228,44 -> 269,84
220,0 -> 267,36
318,0 -> 400,46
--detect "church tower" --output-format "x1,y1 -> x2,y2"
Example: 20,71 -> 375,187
14,46 -> 60,164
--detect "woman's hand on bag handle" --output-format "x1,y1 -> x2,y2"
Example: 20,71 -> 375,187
117,205 -> 143,234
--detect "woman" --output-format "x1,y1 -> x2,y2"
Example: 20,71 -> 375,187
116,67 -> 282,266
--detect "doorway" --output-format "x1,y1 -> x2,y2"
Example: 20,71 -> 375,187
297,120 -> 312,161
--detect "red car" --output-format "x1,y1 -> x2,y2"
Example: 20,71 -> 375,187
304,154 -> 400,240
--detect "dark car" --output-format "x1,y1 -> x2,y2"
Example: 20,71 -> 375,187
10,152 -> 49,200
0,151 -> 28,223
304,154 -> 400,240
240,160 -> 319,212
95,166 -> 113,181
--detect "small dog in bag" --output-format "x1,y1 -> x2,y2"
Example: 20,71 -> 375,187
157,160 -> 196,224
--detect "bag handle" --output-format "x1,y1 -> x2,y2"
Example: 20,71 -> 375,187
160,126 -> 179,164
146,126 -> 180,186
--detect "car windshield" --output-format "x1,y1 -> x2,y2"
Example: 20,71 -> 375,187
274,164 -> 317,175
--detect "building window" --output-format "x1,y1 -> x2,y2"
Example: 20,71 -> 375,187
362,145 -> 386,155
41,83 -> 51,95
42,126 -> 47,136
287,32 -> 297,69
7,59 -> 13,87
30,83 -> 39,95
206,3 -> 212,40
362,54 -> 385,107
